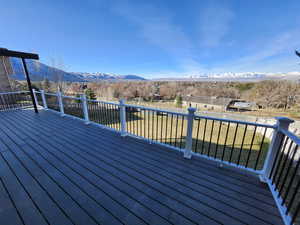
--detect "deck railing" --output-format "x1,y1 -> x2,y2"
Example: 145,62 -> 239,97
7,89 -> 298,225
32,90 -> 278,171
192,115 -> 275,170
0,91 -> 32,110
264,124 -> 300,225
87,99 -> 121,130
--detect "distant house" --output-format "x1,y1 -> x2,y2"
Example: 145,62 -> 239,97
182,96 -> 232,111
226,100 -> 258,111
151,93 -> 162,101
183,96 -> 257,112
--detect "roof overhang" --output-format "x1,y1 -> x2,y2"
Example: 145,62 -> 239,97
0,48 -> 39,60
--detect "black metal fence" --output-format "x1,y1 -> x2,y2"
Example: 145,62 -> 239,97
63,96 -> 84,119
44,93 -> 59,112
0,91 -> 32,110
269,129 -> 300,225
192,116 -> 272,170
87,100 -> 121,131
125,106 -> 187,149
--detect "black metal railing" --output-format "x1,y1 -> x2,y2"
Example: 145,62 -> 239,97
63,96 -> 84,119
269,129 -> 300,225
192,116 -> 273,170
44,93 -> 60,112
125,106 -> 187,149
0,91 -> 32,110
87,100 -> 121,131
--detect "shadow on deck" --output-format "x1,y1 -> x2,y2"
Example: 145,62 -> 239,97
0,109 -> 283,225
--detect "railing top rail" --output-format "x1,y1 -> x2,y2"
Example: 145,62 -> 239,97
87,99 -> 120,106
0,91 -> 30,95
44,92 -> 58,96
195,114 -> 277,129
279,128 -> 300,146
123,103 -> 188,116
62,95 -> 81,100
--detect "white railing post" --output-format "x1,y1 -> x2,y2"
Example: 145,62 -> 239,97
184,107 -> 196,159
261,117 -> 294,181
81,94 -> 89,124
40,90 -> 48,109
32,89 -> 38,107
57,91 -> 64,116
119,99 -> 127,136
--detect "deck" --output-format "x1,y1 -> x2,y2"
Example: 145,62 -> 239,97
0,109 -> 283,225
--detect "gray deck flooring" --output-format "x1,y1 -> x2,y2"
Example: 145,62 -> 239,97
0,109 -> 283,225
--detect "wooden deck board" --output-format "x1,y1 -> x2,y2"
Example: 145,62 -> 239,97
0,109 -> 284,225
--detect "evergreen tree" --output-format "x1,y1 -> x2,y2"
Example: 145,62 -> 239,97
85,88 -> 96,100
175,95 -> 183,108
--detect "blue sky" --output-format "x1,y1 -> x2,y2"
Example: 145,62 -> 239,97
1,0 -> 300,78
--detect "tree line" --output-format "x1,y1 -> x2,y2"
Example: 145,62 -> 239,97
11,79 -> 300,110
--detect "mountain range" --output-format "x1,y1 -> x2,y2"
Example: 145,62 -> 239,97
10,58 -> 146,82
9,58 -> 300,82
185,72 -> 300,81
153,71 -> 300,82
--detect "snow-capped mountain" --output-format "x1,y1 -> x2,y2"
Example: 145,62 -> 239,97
9,58 -> 300,82
10,58 -> 145,82
71,72 -> 145,81
186,72 -> 300,81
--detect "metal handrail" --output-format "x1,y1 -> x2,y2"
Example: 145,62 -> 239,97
88,99 -> 120,106
62,95 -> 81,100
280,128 -> 300,146
44,92 -> 58,96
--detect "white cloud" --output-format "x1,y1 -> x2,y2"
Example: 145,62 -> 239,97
199,3 -> 234,47
110,1 -> 299,77
214,29 -> 300,72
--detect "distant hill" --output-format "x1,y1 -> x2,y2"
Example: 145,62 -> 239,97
9,58 -> 146,82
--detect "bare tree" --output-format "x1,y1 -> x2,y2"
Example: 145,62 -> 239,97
50,57 -> 67,92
